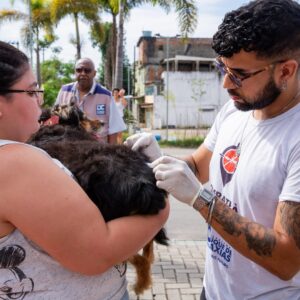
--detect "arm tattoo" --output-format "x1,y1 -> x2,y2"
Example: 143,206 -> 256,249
280,201 -> 300,249
213,201 -> 276,257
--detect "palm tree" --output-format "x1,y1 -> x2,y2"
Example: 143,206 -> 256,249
102,0 -> 198,90
0,9 -> 27,47
91,21 -> 113,88
99,0 -> 140,89
93,0 -> 118,89
86,0 -> 198,89
50,0 -> 102,60
0,9 -> 26,24
29,0 -> 56,86
0,1 -> 56,86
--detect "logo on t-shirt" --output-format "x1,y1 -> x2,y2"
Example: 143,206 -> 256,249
96,104 -> 106,115
208,226 -> 232,268
220,145 -> 239,186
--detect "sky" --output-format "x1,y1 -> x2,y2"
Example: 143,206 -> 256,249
0,0 -> 248,67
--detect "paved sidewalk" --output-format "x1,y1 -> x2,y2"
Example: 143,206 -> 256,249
127,147 -> 206,300
127,240 -> 206,300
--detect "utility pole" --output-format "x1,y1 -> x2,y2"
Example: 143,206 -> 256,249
166,37 -> 170,141
28,0 -> 33,66
154,34 -> 180,141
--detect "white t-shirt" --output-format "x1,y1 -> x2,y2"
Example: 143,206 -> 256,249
203,100 -> 300,300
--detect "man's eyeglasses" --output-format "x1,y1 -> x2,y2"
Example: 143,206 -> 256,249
214,57 -> 283,88
75,67 -> 92,74
0,89 -> 44,105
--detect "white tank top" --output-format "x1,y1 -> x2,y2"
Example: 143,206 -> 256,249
0,140 -> 127,299
115,101 -> 125,118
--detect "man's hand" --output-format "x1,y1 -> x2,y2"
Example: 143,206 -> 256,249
124,133 -> 162,162
119,89 -> 126,97
151,156 -> 202,206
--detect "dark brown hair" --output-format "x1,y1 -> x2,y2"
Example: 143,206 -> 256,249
0,41 -> 29,90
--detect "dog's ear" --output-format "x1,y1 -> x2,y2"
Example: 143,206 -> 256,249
52,104 -> 61,115
38,108 -> 52,123
66,105 -> 82,126
52,104 -> 81,127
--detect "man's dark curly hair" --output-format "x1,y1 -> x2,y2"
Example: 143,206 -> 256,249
212,0 -> 300,59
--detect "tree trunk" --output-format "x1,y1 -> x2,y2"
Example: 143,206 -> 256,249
104,25 -> 114,90
74,12 -> 81,59
114,0 -> 124,89
111,13 -> 117,88
35,27 -> 42,87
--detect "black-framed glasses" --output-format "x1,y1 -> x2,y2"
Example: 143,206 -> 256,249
0,89 -> 44,105
75,67 -> 92,74
214,57 -> 282,88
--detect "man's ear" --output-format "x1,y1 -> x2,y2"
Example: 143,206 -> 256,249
278,59 -> 299,82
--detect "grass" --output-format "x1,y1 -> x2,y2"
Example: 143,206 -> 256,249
158,136 -> 204,148
122,132 -> 204,148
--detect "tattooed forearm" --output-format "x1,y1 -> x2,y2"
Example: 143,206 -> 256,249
280,201 -> 300,249
244,223 -> 275,256
213,203 -> 244,236
213,199 -> 276,257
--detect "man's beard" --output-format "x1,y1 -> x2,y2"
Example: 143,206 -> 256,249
230,76 -> 281,112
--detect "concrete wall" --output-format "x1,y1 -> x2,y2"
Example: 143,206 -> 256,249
153,71 -> 229,128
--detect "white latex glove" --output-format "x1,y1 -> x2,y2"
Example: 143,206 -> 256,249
124,132 -> 162,162
151,156 -> 202,206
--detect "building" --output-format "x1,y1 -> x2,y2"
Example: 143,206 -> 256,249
132,31 -> 228,130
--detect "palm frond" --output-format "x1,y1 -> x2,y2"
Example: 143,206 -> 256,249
0,9 -> 27,25
51,0 -> 101,22
174,0 -> 198,36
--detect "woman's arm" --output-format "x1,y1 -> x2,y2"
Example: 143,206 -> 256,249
0,144 -> 169,275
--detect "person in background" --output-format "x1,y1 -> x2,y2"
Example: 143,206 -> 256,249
0,41 -> 169,299
113,88 -> 128,144
55,58 -> 125,144
126,0 -> 300,299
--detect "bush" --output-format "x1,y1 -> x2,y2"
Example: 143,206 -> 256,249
159,137 -> 204,148
41,59 -> 75,107
122,133 -> 204,148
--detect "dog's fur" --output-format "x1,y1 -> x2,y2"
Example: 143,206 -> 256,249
29,103 -> 168,295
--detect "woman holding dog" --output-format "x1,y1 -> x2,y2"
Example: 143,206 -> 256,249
0,41 -> 169,299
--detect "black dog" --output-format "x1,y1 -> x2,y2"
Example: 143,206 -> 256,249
29,104 -> 168,295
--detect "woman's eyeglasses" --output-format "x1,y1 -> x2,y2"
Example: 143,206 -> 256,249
0,89 -> 44,105
214,57 -> 283,88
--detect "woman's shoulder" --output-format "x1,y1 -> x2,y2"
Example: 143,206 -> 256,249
0,141 -> 55,184
0,140 -> 48,159
0,139 -> 21,147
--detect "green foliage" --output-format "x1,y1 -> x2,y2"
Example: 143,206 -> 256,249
41,58 -> 75,107
158,136 -> 204,148
122,131 -> 129,142
123,108 -> 136,126
122,133 -> 204,148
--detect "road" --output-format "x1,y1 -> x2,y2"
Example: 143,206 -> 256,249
161,147 -> 207,241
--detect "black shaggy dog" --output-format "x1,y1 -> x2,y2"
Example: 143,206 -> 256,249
28,104 -> 168,296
